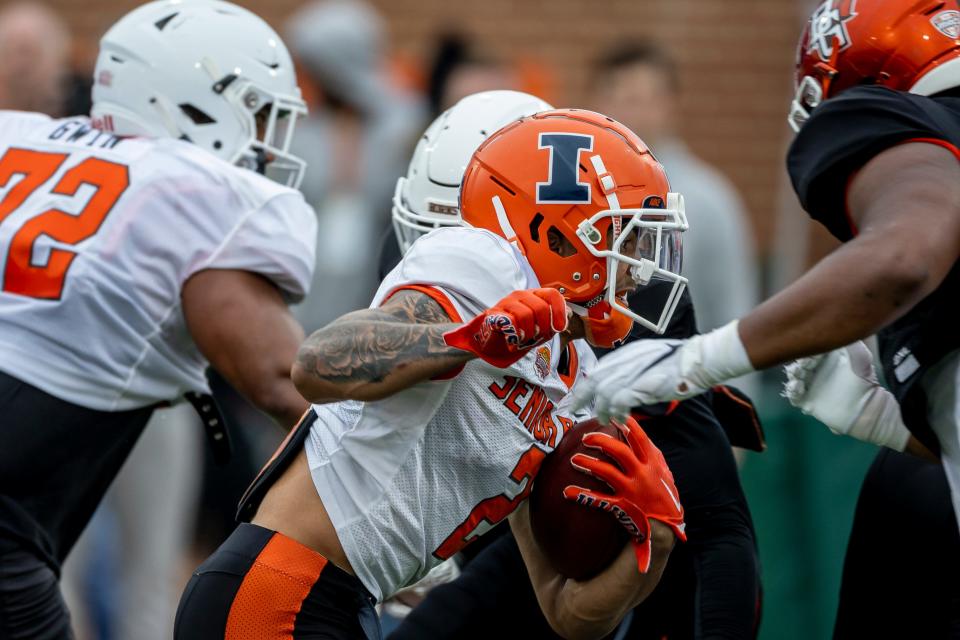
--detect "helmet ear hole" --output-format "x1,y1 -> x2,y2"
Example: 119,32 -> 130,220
179,103 -> 215,125
489,175 -> 517,196
154,13 -> 178,31
529,213 -> 544,242
547,226 -> 577,257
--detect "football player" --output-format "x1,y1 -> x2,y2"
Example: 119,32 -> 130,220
381,92 -> 762,639
575,0 -> 960,517
379,88 -> 553,619
382,88 -> 553,272
0,2 -> 316,637
174,110 -> 689,639
784,342 -> 959,637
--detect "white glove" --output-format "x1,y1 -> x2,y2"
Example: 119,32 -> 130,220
782,341 -> 910,452
574,320 -> 754,424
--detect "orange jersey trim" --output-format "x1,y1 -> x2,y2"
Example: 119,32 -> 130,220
845,137 -> 960,237
713,384 -> 763,443
383,284 -> 463,323
224,533 -> 328,639
631,399 -> 680,422
900,136 -> 960,161
383,284 -> 465,380
714,385 -> 752,414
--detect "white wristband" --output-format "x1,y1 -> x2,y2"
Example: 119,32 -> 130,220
695,320 -> 755,386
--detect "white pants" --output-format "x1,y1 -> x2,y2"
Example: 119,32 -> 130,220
923,350 -> 960,531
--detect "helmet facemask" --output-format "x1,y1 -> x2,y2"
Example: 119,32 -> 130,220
788,74 -> 825,133
391,177 -> 460,253
217,75 -> 307,188
573,191 -> 689,335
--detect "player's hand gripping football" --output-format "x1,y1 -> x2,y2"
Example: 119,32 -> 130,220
443,288 -> 567,368
562,416 -> 687,574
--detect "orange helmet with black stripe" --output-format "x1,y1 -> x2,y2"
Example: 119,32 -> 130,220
459,109 -> 688,345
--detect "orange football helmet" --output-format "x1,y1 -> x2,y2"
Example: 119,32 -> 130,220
790,0 -> 960,131
459,109 -> 688,340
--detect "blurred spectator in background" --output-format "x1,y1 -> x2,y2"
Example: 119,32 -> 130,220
426,33 -> 518,116
0,0 -> 98,119
285,0 -> 425,333
591,42 -> 760,398
0,1 -> 70,115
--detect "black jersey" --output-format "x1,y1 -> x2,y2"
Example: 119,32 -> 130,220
787,85 -> 960,450
377,225 -> 402,282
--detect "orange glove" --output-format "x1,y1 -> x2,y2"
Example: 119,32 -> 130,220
581,297 -> 633,349
443,288 -> 567,368
563,416 -> 687,573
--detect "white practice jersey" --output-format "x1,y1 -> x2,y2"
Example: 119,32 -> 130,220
304,227 -> 596,602
0,112 -> 316,410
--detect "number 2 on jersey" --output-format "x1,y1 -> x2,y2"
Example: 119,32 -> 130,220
433,445 -> 547,560
0,148 -> 129,299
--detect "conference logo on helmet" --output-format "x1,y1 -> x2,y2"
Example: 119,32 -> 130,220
806,0 -> 858,60
534,345 -> 551,380
427,202 -> 458,216
931,10 -> 960,39
91,114 -> 115,132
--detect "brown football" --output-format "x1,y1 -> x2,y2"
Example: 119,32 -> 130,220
529,418 -> 629,580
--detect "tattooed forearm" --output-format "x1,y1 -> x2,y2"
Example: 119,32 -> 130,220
296,318 -> 460,384
377,289 -> 453,325
292,291 -> 473,402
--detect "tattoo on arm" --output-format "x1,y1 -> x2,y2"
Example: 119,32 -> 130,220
377,289 -> 453,325
295,290 -> 470,389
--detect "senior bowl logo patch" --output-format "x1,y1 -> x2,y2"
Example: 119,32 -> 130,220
932,10 -> 960,39
534,345 -> 551,380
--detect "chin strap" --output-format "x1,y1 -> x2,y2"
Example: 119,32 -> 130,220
573,297 -> 634,348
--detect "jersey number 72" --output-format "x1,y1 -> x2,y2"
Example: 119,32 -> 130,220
0,148 -> 129,300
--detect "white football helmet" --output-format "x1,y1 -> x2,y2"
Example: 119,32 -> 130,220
91,0 -> 307,188
392,89 -> 553,253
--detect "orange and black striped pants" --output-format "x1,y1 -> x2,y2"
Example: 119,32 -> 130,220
174,523 -> 381,639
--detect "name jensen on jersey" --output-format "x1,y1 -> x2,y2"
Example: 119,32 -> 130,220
489,374 -> 576,447
48,119 -> 124,150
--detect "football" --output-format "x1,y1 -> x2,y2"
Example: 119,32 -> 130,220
529,418 -> 629,580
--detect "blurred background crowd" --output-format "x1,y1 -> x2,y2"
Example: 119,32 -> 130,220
0,1 -> 874,638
